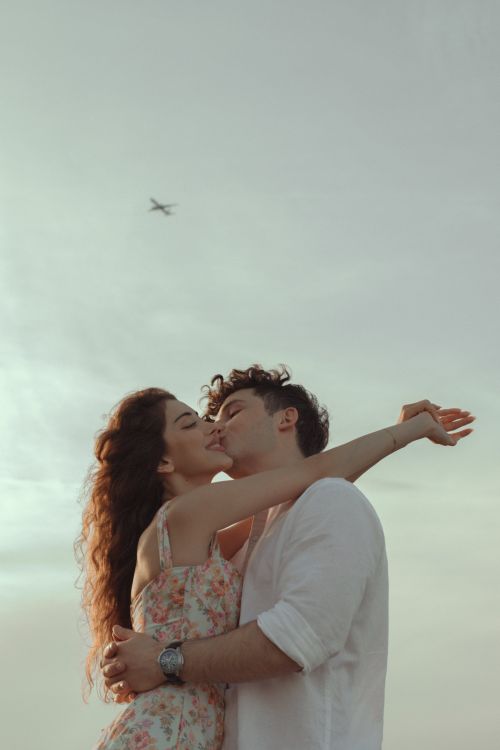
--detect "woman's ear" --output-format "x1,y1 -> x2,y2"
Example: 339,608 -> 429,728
157,456 -> 175,475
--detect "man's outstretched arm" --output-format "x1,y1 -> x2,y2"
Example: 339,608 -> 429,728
102,620 -> 300,697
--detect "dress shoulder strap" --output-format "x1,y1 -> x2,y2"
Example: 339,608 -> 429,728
156,503 -> 173,570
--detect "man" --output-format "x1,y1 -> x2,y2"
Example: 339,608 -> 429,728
100,365 -> 472,749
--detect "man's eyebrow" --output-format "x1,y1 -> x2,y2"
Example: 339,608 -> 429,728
220,398 -> 245,414
174,411 -> 197,424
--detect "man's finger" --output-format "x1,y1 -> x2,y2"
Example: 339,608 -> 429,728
103,660 -> 125,678
112,624 -> 135,641
104,641 -> 118,658
113,692 -> 135,703
111,680 -> 131,694
112,692 -> 130,704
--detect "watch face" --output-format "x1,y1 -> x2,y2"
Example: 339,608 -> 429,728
160,648 -> 178,674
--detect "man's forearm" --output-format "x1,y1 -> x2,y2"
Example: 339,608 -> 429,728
180,620 -> 301,683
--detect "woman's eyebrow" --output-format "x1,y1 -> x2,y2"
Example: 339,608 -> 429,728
174,411 -> 197,423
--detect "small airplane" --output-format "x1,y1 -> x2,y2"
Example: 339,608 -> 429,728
149,198 -> 177,216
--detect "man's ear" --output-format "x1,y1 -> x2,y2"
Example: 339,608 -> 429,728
157,456 -> 175,475
277,407 -> 299,433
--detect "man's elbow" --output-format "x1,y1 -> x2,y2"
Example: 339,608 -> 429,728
255,623 -> 303,677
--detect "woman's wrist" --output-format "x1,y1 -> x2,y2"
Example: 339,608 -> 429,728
390,412 -> 432,449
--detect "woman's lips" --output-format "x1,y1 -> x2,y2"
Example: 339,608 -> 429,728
206,443 -> 226,452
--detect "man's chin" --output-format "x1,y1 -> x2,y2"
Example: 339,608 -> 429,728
218,446 -> 247,478
224,461 -> 247,480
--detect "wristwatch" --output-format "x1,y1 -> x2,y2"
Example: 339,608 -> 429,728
157,641 -> 185,685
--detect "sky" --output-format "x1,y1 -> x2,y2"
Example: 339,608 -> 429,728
1,1 -> 499,748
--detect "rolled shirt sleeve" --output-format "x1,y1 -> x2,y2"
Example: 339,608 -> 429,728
257,478 -> 385,673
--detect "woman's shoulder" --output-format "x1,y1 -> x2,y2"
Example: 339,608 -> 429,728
137,502 -> 169,552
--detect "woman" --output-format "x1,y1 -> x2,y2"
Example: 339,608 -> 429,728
78,385 -> 473,750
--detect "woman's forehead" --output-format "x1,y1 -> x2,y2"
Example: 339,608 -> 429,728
166,399 -> 196,421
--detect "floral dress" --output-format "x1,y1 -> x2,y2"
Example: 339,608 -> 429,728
93,502 -> 242,750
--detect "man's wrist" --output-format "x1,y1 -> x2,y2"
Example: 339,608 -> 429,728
158,641 -> 185,684
176,639 -> 195,682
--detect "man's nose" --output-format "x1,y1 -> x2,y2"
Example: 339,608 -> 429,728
210,421 -> 225,438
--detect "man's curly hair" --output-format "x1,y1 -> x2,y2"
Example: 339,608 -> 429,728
202,364 -> 329,457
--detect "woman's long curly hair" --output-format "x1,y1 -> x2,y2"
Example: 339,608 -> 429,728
75,387 -> 176,699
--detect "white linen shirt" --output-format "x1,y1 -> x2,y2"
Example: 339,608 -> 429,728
223,478 -> 388,750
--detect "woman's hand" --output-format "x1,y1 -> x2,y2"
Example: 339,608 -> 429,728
398,399 -> 475,446
426,408 -> 475,445
398,399 -> 441,424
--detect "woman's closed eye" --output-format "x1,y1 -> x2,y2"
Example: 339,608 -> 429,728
183,422 -> 197,429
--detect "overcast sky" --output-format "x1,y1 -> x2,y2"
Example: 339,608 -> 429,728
1,2 -> 499,748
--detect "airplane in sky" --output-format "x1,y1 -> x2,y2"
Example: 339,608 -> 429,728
149,198 -> 177,216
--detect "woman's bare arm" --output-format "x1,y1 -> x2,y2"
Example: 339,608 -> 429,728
169,407 -> 472,538
217,518 -> 253,560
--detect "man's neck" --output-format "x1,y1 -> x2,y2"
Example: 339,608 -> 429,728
235,445 -> 304,478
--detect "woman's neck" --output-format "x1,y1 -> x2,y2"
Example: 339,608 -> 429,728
165,472 -> 215,499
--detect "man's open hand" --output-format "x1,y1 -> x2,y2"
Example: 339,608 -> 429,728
100,625 -> 165,701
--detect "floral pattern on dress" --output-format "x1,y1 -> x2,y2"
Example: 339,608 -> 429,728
93,503 -> 242,750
